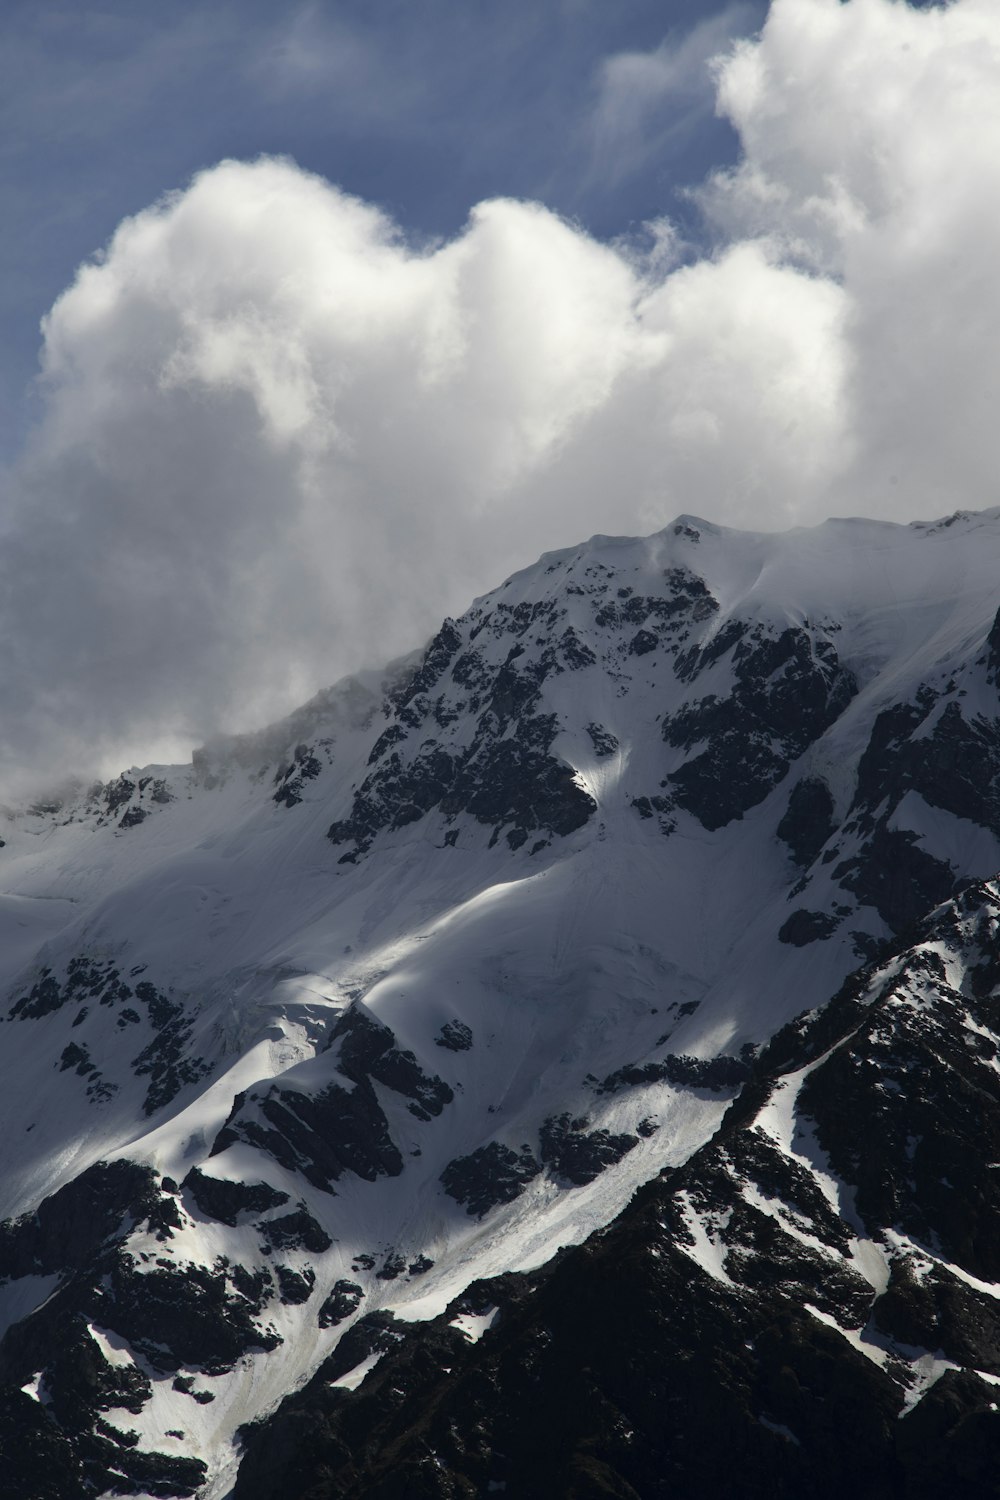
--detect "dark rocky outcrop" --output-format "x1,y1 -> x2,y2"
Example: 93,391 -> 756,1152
538,1113 -> 639,1186
330,1006 -> 453,1121
834,827 -> 955,937
585,722 -> 619,758
92,1252 -> 281,1375
0,1378 -> 206,1499
829,691 -> 1000,934
777,777 -> 837,866
182,1168 -> 288,1227
599,1050 -> 753,1095
317,1281 -> 364,1329
258,1207 -> 332,1256
441,1142 -> 542,1218
0,1163 -> 226,1496
212,1004 -> 453,1193
212,1075 -> 406,1193
329,720 -> 595,860
230,884 -> 1000,1500
6,958 -> 209,1118
275,1265 -> 316,1305
778,908 -> 841,946
434,1019 -> 473,1052
852,696 -> 1000,839
664,626 -> 857,830
873,1259 -> 1000,1374
273,744 -> 324,807
0,1160 -> 161,1281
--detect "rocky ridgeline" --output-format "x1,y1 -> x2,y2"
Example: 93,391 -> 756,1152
320,555 -> 866,863
302,533 -> 1000,955
232,882 -> 1000,1500
4,516 -> 1000,1495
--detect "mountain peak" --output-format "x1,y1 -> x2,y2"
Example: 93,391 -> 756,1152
4,508 -> 1000,1496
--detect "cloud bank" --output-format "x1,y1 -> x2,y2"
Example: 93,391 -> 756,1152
4,0 -> 1000,788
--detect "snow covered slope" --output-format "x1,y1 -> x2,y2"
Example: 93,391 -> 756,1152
244,878 -> 1000,1499
3,507 -> 1000,1498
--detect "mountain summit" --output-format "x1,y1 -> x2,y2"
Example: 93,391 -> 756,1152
3,509 -> 1000,1498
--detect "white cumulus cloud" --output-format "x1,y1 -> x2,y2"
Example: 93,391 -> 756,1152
3,0 -> 999,790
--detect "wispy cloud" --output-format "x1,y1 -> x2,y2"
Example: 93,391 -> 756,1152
249,4 -> 428,126
589,4 -> 761,186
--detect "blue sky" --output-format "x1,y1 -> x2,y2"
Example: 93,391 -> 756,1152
0,0 -> 764,458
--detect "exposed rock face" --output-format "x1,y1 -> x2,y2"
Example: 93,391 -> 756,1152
212,1003 -> 453,1191
327,611 -> 599,860
317,1280 -> 364,1329
853,696 -> 1000,838
599,1050 -> 753,1095
665,625 -> 858,831
7,958 -> 209,1116
434,1019 -> 473,1052
807,686 -> 1000,938
0,1163 -> 246,1496
440,1142 -> 542,1218
538,1113 -> 639,1185
5,511 -> 1000,1496
231,881 -> 1000,1500
182,1168 -> 289,1227
273,744 -> 325,808
0,1161 -> 161,1282
777,776 -> 838,867
212,1073 -> 407,1192
778,907 -> 841,946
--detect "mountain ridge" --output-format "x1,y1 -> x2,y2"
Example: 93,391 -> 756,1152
3,507 -> 1000,1497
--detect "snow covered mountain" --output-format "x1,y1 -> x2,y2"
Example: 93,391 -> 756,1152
235,877 -> 1000,1499
3,508 -> 1000,1498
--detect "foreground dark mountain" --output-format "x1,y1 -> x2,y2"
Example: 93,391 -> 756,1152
235,880 -> 1000,1499
2,509 -> 1000,1497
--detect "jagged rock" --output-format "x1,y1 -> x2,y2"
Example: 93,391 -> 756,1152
376,1252 -> 407,1281
800,978 -> 1000,1281
629,628 -> 659,656
182,1168 -> 289,1227
258,1207 -> 331,1255
538,1113 -> 639,1185
778,777 -> 837,866
834,826 -> 955,935
854,696 -> 1000,838
599,1051 -> 752,1095
317,1280 -> 364,1329
664,626 -> 857,830
331,1006 -> 453,1118
91,1251 -> 281,1375
0,1160 -> 161,1280
874,1258 -> 1000,1374
434,1019 -> 473,1052
0,1314 -> 206,1497
778,908 -> 841,946
585,722 -> 619,757
328,670 -> 595,859
273,744 -> 323,807
212,1075 -> 405,1193
441,1143 -> 541,1218
212,1004 -> 455,1192
275,1265 -> 316,1305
